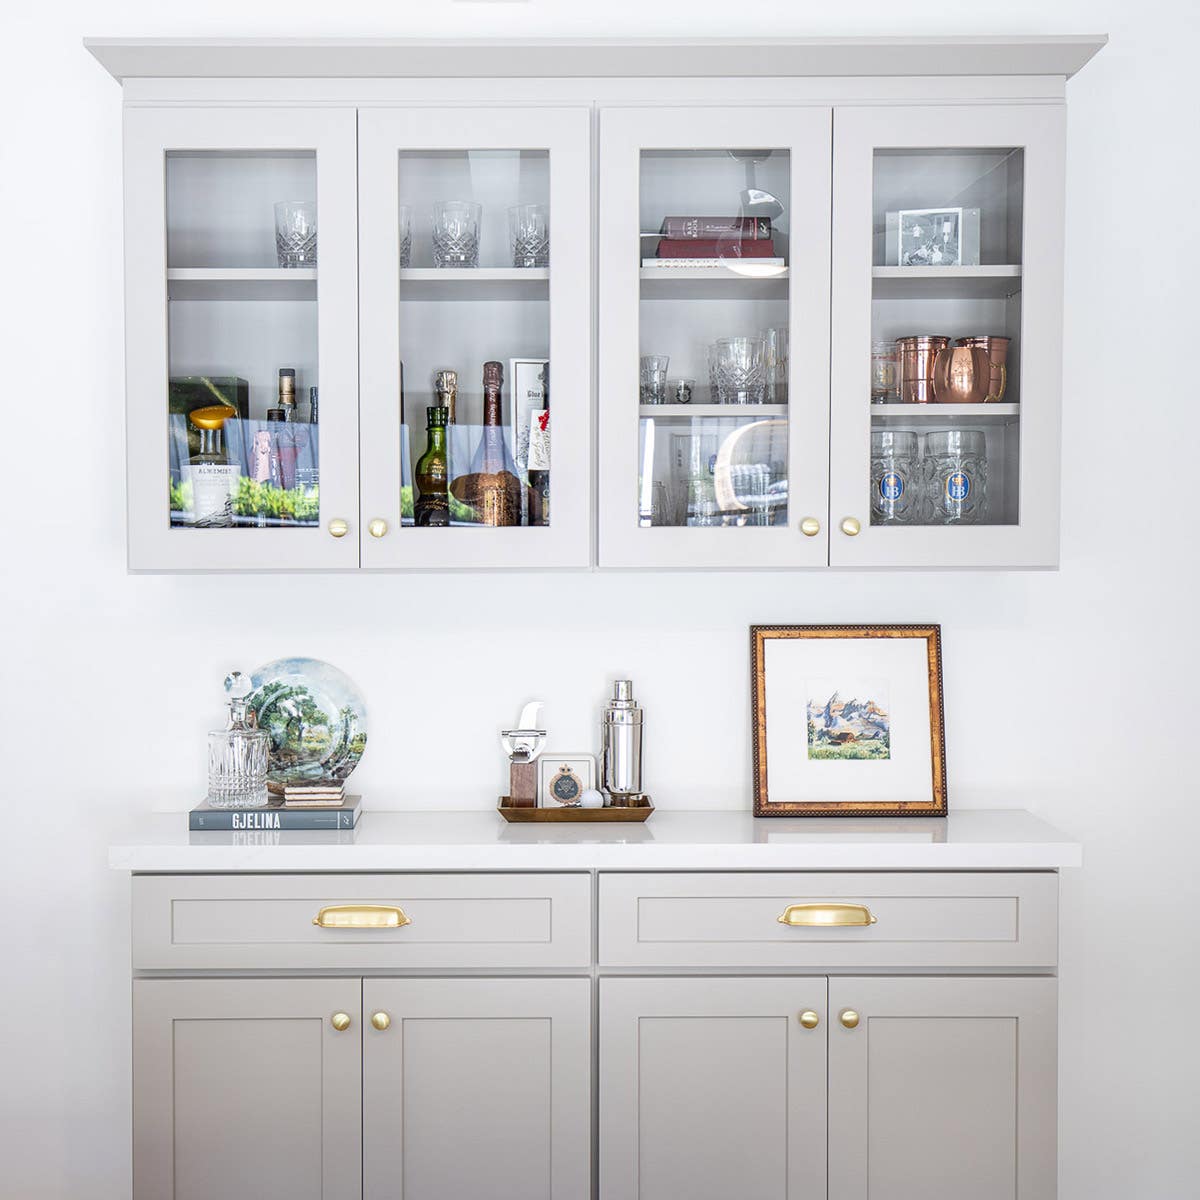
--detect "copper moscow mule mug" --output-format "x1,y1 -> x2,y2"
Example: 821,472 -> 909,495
896,335 -> 951,405
955,335 -> 1010,403
932,344 -> 992,404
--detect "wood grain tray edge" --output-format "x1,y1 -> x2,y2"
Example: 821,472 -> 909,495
497,797 -> 654,823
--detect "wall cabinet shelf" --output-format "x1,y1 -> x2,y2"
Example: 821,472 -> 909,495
95,36 -> 1099,572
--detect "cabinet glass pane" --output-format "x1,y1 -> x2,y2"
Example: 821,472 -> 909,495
166,151 -> 320,530
397,149 -> 550,528
869,148 -> 1023,528
637,149 -> 790,528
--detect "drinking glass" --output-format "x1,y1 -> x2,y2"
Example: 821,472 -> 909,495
508,203 -> 549,268
870,429 -> 919,525
668,377 -> 695,405
432,200 -> 481,268
638,480 -> 672,527
763,327 -> 789,403
398,205 -> 412,269
640,354 -> 670,405
871,338 -> 899,403
274,200 -> 317,267
924,429 -> 988,524
713,336 -> 767,405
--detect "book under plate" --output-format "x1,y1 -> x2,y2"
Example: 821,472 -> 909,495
189,794 -> 361,831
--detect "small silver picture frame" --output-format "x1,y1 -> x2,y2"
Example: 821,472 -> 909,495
538,754 -> 596,807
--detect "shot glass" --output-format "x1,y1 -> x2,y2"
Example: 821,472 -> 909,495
508,203 -> 549,268
274,200 -> 317,268
432,200 -> 481,268
640,354 -> 670,405
668,377 -> 695,405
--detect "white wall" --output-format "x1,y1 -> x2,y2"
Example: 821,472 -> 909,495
1,2 -> 1197,1197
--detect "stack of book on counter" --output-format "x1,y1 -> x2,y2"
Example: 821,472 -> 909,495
189,793 -> 362,831
643,216 -> 784,269
283,781 -> 346,807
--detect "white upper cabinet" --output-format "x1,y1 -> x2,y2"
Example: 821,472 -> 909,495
124,106 -> 360,571
829,104 -> 1066,568
358,107 -> 593,569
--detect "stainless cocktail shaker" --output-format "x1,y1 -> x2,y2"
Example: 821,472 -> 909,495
601,680 -> 645,806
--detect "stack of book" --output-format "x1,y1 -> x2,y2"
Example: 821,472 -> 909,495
189,794 -> 362,831
283,781 -> 346,808
643,216 -> 785,269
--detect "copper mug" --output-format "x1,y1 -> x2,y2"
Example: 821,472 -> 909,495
955,335 -> 1010,403
896,335 -> 950,405
932,344 -> 992,404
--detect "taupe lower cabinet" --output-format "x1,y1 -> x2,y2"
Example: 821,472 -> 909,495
129,868 -> 1060,1199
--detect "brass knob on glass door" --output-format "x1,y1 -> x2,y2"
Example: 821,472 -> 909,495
840,517 -> 861,537
799,1010 -> 820,1029
800,517 -> 821,537
330,1012 -> 351,1032
328,519 -> 349,538
368,518 -> 388,539
839,1009 -> 860,1029
371,1011 -> 391,1032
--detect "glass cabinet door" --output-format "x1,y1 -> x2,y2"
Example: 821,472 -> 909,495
124,107 -> 359,570
830,104 -> 1066,568
598,107 -> 832,569
358,107 -> 591,569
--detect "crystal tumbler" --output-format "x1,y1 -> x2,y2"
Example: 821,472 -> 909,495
398,204 -> 412,269
714,336 -> 767,405
432,200 -> 481,268
508,203 -> 549,268
274,201 -> 317,268
640,355 -> 670,405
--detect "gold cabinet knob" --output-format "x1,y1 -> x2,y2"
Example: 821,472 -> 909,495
328,518 -> 349,538
368,518 -> 388,539
840,517 -> 861,537
330,1012 -> 351,1032
371,1011 -> 391,1032
798,1010 -> 820,1029
800,517 -> 821,537
839,1009 -> 860,1029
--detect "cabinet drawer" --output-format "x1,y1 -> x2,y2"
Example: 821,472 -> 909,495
598,872 -> 1057,969
133,873 -> 591,970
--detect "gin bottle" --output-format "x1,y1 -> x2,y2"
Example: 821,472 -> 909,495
186,405 -> 240,527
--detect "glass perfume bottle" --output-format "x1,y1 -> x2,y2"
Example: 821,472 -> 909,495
207,672 -> 270,809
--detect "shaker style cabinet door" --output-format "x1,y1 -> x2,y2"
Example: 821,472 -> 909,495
362,978 -> 591,1200
124,107 -> 360,571
358,107 -> 592,568
829,104 -> 1066,567
827,976 -> 1056,1200
599,977 -> 828,1200
132,978 -> 363,1200
598,106 -> 833,568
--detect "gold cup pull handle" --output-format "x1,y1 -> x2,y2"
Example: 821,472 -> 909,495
313,904 -> 412,929
777,903 -> 877,927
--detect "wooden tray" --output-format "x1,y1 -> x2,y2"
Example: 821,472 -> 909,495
497,797 -> 654,823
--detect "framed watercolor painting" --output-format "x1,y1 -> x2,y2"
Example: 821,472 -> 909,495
751,625 -> 947,817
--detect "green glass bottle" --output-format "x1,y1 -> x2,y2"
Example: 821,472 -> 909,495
414,403 -> 450,527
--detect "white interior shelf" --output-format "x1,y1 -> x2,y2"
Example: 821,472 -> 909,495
871,402 -> 1020,425
871,265 -> 1022,300
640,264 -> 790,302
640,403 -> 788,418
398,266 -> 549,301
166,267 -> 317,301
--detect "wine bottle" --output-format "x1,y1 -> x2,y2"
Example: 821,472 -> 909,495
414,403 -> 450,527
450,361 -> 522,526
527,362 -> 550,527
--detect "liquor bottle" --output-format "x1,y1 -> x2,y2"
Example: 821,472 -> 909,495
527,362 -> 550,527
451,361 -> 522,526
435,368 -> 458,426
278,368 -> 297,421
186,405 -> 240,526
414,404 -> 450,527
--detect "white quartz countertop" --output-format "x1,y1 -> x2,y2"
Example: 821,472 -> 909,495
108,809 -> 1080,873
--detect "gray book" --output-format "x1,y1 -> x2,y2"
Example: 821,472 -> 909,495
189,795 -> 361,831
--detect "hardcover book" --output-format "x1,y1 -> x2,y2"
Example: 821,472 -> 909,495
189,794 -> 362,831
655,238 -> 778,259
659,216 -> 772,240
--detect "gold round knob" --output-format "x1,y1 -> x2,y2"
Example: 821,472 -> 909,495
800,517 -> 821,537
330,1012 -> 351,1032
368,518 -> 388,539
839,1009 -> 860,1029
840,517 -> 861,537
370,1011 -> 391,1032
328,518 -> 349,539
799,1010 -> 820,1029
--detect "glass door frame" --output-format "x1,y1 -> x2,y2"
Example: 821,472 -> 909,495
597,105 -> 833,570
124,105 -> 360,571
358,106 -> 593,570
829,103 -> 1066,569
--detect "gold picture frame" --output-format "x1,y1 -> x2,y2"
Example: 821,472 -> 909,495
751,624 -> 947,817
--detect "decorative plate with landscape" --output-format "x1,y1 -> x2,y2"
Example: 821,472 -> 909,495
247,657 -> 367,790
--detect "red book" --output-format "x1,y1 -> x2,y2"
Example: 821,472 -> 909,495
659,216 -> 772,240
656,238 -> 777,259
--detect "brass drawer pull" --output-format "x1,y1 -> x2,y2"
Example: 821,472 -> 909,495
313,904 -> 411,929
777,903 -> 877,927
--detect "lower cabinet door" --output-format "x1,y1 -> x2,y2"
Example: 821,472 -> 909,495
362,978 -> 591,1200
133,978 -> 363,1200
600,977 -> 828,1200
828,976 -> 1057,1200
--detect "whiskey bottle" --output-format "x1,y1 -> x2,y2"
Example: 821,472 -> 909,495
451,361 -> 522,526
186,405 -> 240,527
414,404 -> 450,527
527,362 -> 550,527
278,368 -> 297,421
